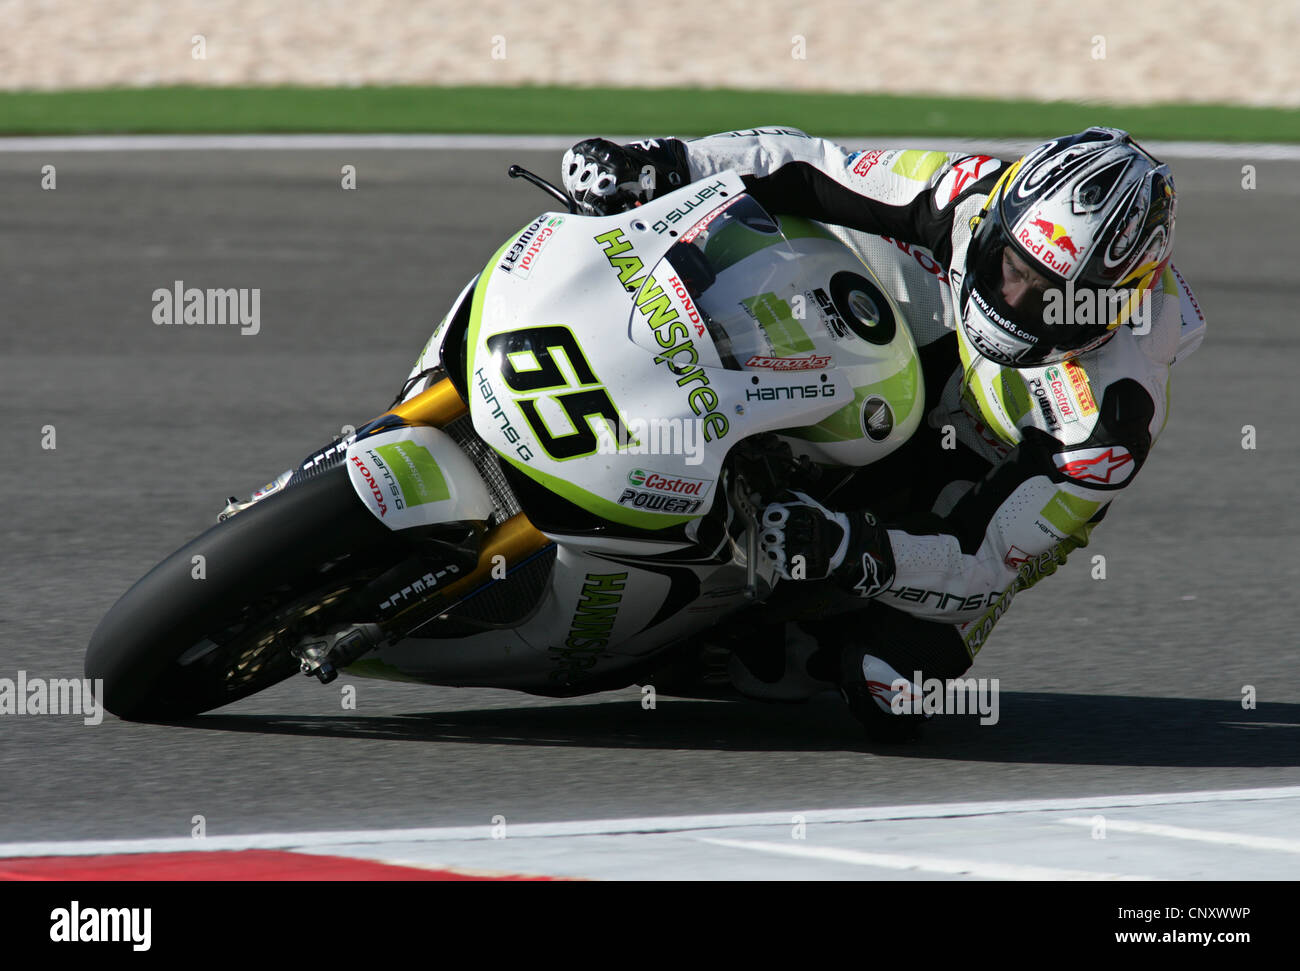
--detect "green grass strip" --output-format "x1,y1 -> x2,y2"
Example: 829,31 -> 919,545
1,85 -> 1296,142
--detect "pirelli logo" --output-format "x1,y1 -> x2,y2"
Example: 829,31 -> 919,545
1064,360 -> 1098,416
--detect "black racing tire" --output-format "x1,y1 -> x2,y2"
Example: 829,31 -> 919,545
86,464 -> 409,721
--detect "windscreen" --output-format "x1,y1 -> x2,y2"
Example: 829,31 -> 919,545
630,194 -> 809,371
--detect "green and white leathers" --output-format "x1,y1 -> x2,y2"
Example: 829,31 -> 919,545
656,128 -> 1207,656
373,172 -> 929,692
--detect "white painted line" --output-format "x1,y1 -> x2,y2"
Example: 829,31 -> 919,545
1060,817 -> 1300,853
2,785 -> 1298,858
372,857 -> 575,880
0,134 -> 1297,160
699,838 -> 1150,881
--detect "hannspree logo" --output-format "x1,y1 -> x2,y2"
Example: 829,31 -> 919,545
595,228 -> 729,443
549,572 -> 627,684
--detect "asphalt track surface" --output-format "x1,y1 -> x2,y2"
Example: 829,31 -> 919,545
1,144 -> 1298,848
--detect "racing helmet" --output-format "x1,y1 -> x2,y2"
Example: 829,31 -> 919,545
959,127 -> 1176,367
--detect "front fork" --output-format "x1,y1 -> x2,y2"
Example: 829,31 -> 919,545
221,376 -> 474,522
292,512 -> 554,682
230,377 -> 554,682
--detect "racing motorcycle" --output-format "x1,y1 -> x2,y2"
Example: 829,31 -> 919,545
86,167 -> 928,720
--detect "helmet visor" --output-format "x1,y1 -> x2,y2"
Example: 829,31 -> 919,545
963,220 -> 1119,367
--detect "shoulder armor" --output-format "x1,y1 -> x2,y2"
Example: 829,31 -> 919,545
1047,378 -> 1155,490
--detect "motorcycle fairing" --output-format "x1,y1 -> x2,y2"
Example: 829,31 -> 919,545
345,425 -> 495,529
465,171 -> 866,531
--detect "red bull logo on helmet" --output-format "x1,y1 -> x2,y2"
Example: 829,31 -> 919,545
1017,215 -> 1077,275
1029,218 -> 1080,258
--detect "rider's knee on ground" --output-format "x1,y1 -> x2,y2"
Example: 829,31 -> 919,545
802,603 -> 973,740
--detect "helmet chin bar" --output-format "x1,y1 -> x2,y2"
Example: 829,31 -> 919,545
960,284 -> 1121,369
960,291 -> 1037,366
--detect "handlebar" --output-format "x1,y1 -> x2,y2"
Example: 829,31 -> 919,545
507,164 -> 577,214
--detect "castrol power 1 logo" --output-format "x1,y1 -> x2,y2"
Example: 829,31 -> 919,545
499,216 -> 563,279
628,468 -> 710,497
1043,366 -> 1079,424
1018,214 -> 1078,275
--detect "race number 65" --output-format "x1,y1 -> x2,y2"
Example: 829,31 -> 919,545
487,325 -> 632,460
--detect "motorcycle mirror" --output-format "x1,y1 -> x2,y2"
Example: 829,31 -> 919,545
507,164 -> 577,214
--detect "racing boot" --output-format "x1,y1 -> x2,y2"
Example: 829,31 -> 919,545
808,602 -> 974,742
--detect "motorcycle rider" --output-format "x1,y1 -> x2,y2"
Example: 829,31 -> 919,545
561,127 -> 1203,739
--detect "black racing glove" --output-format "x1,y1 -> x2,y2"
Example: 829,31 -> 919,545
561,137 -> 690,216
758,492 -> 895,597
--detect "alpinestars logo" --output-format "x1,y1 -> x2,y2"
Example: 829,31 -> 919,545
935,155 -> 998,206
1053,446 -> 1135,485
867,679 -> 914,703
1003,546 -> 1033,569
853,552 -> 890,598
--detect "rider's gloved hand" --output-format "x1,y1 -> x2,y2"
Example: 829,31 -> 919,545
759,492 -> 895,597
561,137 -> 690,216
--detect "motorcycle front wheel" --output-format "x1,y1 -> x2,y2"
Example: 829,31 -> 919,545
85,464 -> 410,721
